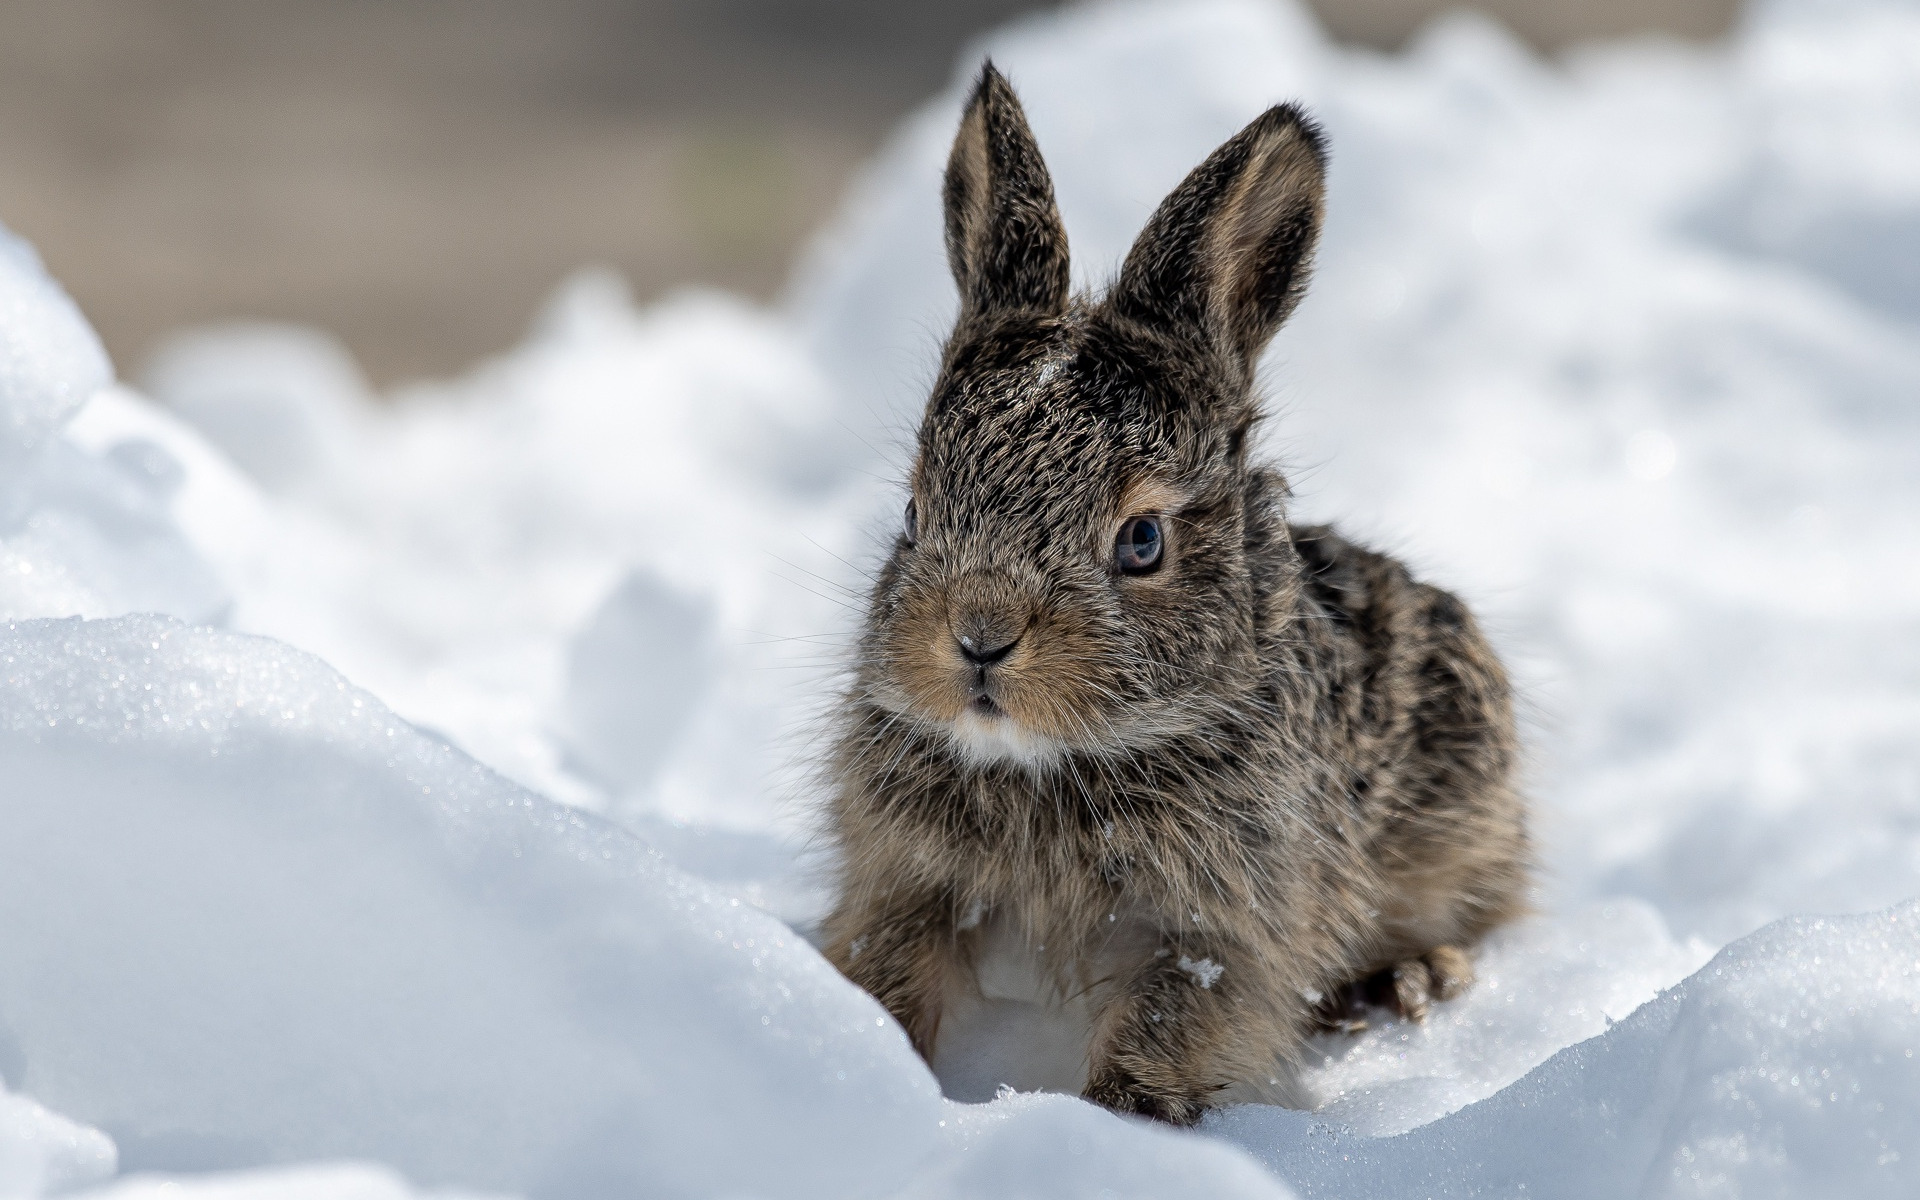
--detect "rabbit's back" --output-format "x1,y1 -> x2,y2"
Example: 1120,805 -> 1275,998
1285,523 -> 1529,962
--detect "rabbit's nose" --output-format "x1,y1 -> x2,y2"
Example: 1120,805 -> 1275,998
956,630 -> 1019,666
945,571 -> 1033,666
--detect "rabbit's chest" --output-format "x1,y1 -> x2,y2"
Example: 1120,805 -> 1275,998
953,780 -> 1162,876
930,911 -> 1157,1101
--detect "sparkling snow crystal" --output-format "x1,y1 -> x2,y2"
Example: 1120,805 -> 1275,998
1179,956 -> 1227,990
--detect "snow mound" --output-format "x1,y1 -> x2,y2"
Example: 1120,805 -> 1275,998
0,1081 -> 115,1197
917,1092 -> 1297,1199
558,569 -> 717,797
71,1164 -> 500,1200
140,278 -> 857,820
139,322 -> 369,495
0,224 -> 110,469
1291,901 -> 1710,1136
0,387 -> 238,625
0,222 -> 219,625
1218,903 -> 1920,1198
0,614 -> 939,1198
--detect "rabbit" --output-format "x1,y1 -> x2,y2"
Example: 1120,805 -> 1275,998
819,63 -> 1530,1125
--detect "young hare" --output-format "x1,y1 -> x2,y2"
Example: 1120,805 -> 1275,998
822,65 -> 1529,1124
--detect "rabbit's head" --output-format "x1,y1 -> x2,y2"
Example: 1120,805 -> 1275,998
859,64 -> 1326,771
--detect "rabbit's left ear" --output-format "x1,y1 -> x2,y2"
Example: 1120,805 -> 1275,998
943,63 -> 1071,322
1108,104 -> 1327,369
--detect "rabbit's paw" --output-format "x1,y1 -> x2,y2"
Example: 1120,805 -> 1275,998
1311,979 -> 1373,1034
1317,945 -> 1476,1029
1388,945 -> 1476,1022
1083,1069 -> 1210,1127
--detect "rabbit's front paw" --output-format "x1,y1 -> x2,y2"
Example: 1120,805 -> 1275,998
1083,1068 -> 1210,1127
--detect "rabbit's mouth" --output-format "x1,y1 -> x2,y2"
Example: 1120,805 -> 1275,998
947,701 -> 1066,770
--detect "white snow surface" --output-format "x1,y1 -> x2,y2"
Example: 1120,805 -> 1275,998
0,1080 -> 114,1197
0,225 -> 109,472
68,1164 -> 502,1200
1,0 -> 1918,1195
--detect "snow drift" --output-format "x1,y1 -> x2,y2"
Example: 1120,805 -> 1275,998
1221,905 -> 1920,1198
2,0 -> 1918,1195
0,615 -> 944,1198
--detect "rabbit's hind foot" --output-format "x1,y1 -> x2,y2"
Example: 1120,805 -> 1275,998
1313,945 -> 1476,1030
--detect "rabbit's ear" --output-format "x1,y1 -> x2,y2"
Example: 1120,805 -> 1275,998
943,63 -> 1071,321
1108,104 -> 1326,368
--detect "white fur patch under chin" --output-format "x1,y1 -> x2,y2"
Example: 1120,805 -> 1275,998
947,709 -> 1065,770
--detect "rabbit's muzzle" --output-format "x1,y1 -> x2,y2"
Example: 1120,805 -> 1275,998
878,567 -> 1112,770
954,609 -> 1024,725
942,572 -> 1037,723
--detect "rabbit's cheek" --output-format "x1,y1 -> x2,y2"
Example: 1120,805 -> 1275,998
980,618 -> 1132,748
882,618 -> 973,726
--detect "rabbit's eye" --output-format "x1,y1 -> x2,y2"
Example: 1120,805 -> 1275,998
903,499 -> 919,546
1115,516 -> 1163,574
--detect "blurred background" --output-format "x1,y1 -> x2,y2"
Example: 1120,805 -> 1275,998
0,0 -> 1738,387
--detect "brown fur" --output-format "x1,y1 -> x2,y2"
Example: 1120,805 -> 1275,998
819,63 -> 1530,1124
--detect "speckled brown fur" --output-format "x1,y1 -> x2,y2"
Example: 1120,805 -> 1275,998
820,64 -> 1530,1124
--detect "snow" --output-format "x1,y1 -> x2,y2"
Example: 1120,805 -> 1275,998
0,230 -> 202,626
1178,956 -> 1227,990
0,1082 -> 114,1197
0,615 -> 949,1197
915,1092 -> 1296,1199
1289,899 -> 1710,1136
1,0 -> 1917,1195
0,225 -> 109,472
1218,904 -> 1920,1198
70,1165 -> 499,1200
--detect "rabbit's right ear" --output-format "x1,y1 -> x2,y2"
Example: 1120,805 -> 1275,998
943,63 -> 1071,322
1107,104 -> 1327,370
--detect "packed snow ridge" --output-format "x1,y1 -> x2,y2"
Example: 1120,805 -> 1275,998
3,0 -> 1918,1196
